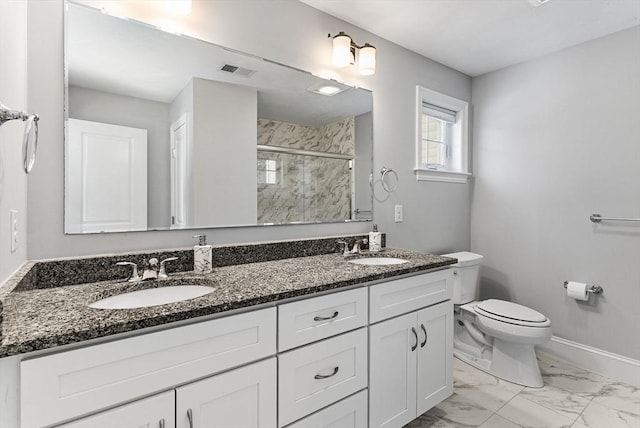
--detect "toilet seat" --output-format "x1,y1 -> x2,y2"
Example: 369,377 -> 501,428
474,299 -> 551,328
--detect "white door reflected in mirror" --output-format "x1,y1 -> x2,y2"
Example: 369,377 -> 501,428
65,118 -> 148,233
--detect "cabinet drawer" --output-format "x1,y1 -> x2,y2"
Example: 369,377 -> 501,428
369,270 -> 452,323
278,329 -> 368,427
278,287 -> 367,351
21,307 -> 276,428
285,390 -> 368,428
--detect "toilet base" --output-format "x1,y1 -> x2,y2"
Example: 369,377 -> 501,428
453,338 -> 544,388
491,338 -> 544,388
454,312 -> 545,388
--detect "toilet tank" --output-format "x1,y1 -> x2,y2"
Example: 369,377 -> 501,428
442,251 -> 483,304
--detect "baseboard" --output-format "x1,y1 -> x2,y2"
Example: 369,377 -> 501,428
537,336 -> 640,387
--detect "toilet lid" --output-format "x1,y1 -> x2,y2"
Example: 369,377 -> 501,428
475,299 -> 548,324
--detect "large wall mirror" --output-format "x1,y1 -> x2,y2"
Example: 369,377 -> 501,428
64,1 -> 373,234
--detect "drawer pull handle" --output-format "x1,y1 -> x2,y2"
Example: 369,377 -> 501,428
314,311 -> 339,321
411,327 -> 418,351
420,324 -> 428,348
159,419 -> 165,428
187,408 -> 193,428
314,366 -> 340,379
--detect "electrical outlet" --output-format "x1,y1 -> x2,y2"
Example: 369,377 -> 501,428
394,204 -> 403,222
10,210 -> 18,253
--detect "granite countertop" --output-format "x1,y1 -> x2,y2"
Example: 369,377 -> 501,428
0,248 -> 456,358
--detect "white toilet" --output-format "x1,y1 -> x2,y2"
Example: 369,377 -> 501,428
443,251 -> 552,388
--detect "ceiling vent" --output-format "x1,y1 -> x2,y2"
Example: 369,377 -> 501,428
219,64 -> 256,78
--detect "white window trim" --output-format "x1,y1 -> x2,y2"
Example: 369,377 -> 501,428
415,86 -> 471,183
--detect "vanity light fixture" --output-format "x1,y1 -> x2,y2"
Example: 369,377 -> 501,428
330,32 -> 376,76
165,0 -> 192,15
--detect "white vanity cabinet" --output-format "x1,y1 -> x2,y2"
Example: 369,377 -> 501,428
11,268 -> 454,428
368,271 -> 454,428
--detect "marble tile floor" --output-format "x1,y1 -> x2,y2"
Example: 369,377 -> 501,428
406,353 -> 640,428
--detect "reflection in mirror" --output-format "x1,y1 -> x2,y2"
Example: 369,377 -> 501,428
64,1 -> 373,234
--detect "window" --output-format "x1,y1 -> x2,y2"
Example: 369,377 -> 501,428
258,158 -> 279,185
415,86 -> 471,183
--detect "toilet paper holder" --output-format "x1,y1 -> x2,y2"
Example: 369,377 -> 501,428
563,281 -> 604,295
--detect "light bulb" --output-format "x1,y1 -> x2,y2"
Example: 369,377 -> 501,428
358,44 -> 376,76
333,33 -> 352,68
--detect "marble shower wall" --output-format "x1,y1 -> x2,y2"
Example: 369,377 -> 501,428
257,118 -> 354,223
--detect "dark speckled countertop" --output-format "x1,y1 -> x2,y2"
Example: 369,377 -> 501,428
0,247 -> 456,358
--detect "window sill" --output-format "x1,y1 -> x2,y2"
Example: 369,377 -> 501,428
414,168 -> 471,184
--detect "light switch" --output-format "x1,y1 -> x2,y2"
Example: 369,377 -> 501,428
394,205 -> 403,222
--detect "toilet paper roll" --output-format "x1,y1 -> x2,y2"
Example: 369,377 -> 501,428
566,281 -> 589,301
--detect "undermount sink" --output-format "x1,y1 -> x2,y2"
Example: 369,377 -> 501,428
348,257 -> 408,266
89,285 -> 215,310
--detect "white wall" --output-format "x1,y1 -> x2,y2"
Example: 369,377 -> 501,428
471,27 -> 640,360
0,0 -> 28,285
192,78 -> 257,227
26,0 -> 471,259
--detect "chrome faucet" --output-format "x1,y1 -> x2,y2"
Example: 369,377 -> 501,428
351,238 -> 368,254
337,239 -> 368,258
336,240 -> 350,257
116,261 -> 141,282
159,257 -> 178,279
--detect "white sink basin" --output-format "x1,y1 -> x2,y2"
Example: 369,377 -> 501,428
348,257 -> 408,266
89,285 -> 215,309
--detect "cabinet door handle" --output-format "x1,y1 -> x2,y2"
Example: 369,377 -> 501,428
411,327 -> 418,351
314,311 -> 339,321
159,419 -> 165,428
420,324 -> 428,348
314,366 -> 340,379
187,408 -> 193,428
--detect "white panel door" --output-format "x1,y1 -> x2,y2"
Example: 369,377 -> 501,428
417,301 -> 453,415
369,312 -> 417,428
176,358 -> 277,428
57,391 -> 175,428
170,114 -> 189,229
66,118 -> 147,233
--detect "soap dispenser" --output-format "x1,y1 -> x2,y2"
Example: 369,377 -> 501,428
193,234 -> 213,274
369,224 -> 382,252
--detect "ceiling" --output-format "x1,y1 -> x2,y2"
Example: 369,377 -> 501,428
67,2 -> 371,127
301,0 -> 640,76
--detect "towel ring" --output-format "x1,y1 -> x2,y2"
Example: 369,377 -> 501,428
380,166 -> 398,193
0,102 -> 40,174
